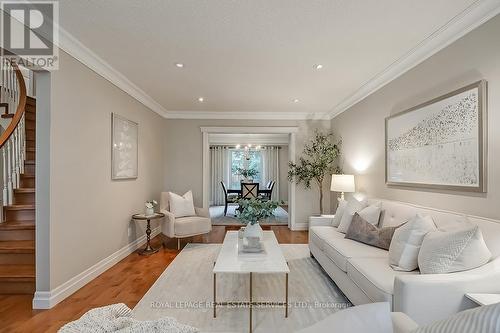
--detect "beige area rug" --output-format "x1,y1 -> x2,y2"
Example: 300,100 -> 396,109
133,243 -> 351,332
210,205 -> 289,226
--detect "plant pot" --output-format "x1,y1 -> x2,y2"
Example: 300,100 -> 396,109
244,222 -> 263,240
145,207 -> 155,216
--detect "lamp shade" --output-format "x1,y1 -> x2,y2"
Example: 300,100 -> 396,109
331,174 -> 355,193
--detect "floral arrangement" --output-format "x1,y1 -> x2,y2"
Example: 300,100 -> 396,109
236,198 -> 279,225
145,200 -> 158,209
233,166 -> 259,179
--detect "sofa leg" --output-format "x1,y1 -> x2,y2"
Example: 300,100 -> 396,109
177,238 -> 181,250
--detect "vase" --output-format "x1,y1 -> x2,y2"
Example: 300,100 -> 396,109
244,222 -> 263,240
145,207 -> 154,216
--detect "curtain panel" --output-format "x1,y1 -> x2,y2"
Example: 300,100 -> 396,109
261,146 -> 280,201
210,147 -> 231,205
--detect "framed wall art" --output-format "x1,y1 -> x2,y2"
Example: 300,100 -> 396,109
111,113 -> 138,180
385,80 -> 487,192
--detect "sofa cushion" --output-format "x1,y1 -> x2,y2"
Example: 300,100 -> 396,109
322,233 -> 389,272
174,216 -> 211,237
418,224 -> 492,274
347,257 -> 419,304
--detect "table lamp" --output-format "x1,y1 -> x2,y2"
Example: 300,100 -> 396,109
331,174 -> 355,201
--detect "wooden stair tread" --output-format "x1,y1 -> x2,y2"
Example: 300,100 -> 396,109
14,188 -> 35,194
25,160 -> 35,165
1,114 -> 14,119
0,240 -> 34,253
0,221 -> 35,230
21,175 -> 35,179
0,265 -> 34,279
26,148 -> 35,152
4,204 -> 35,210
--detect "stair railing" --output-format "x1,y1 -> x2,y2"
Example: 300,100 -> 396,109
0,59 -> 27,222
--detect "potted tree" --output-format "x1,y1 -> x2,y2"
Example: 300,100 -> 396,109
288,131 -> 342,215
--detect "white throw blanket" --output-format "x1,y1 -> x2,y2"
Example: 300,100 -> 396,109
58,303 -> 198,333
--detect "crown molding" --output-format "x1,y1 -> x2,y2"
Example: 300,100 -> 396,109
164,110 -> 328,120
326,0 -> 500,120
56,27 -> 170,118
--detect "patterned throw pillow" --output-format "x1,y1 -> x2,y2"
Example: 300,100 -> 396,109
418,224 -> 491,274
413,302 -> 500,333
345,213 -> 401,250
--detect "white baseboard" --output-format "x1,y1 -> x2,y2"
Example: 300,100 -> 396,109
291,222 -> 309,231
32,227 -> 161,309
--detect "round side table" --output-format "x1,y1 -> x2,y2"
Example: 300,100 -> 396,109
132,212 -> 165,255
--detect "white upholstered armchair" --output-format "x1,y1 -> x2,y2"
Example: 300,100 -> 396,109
159,192 -> 212,249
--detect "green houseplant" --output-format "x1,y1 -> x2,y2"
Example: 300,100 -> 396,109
288,131 -> 342,215
236,198 -> 279,239
233,166 -> 259,181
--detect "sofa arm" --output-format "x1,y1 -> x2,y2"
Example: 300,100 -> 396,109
309,215 -> 335,228
393,257 -> 500,325
195,207 -> 210,218
160,209 -> 176,237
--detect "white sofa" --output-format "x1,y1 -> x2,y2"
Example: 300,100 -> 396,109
309,198 -> 500,325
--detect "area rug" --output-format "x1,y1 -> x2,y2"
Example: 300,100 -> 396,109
210,205 -> 289,226
133,243 -> 351,332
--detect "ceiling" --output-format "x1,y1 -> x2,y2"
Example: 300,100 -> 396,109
57,0 -> 492,119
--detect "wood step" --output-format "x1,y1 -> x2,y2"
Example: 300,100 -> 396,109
0,264 -> 35,294
1,113 -> 14,119
20,175 -> 35,188
26,148 -> 35,160
0,240 -> 34,254
25,111 -> 35,121
0,221 -> 35,241
26,129 -> 35,141
25,119 -> 35,130
13,188 -> 35,205
4,204 -> 35,221
24,160 -> 35,175
26,97 -> 36,107
26,139 -> 35,149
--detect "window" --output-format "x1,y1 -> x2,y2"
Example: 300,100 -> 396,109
229,150 -> 262,188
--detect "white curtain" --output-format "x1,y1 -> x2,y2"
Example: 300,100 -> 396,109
210,147 -> 231,206
261,146 -> 280,202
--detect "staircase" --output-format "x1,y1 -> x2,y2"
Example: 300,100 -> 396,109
0,60 -> 35,294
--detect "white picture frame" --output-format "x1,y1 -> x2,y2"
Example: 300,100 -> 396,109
385,80 -> 487,192
111,113 -> 138,180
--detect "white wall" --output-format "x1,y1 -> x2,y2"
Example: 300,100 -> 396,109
331,14 -> 500,220
164,119 -> 332,225
279,146 -> 289,202
39,51 -> 165,293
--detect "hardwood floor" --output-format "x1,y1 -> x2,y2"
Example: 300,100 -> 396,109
0,226 -> 307,333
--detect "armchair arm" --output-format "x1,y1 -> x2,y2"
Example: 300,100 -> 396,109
309,215 -> 335,228
393,257 -> 500,325
160,209 -> 176,237
195,207 -> 210,218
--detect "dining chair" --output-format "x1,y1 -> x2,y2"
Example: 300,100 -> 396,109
221,181 -> 239,216
241,182 -> 259,199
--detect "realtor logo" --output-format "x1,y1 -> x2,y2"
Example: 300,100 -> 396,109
1,1 -> 59,70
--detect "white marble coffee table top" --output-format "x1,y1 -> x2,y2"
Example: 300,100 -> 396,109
466,293 -> 500,306
213,231 -> 290,274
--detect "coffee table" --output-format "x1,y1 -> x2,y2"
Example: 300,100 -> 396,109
213,231 -> 290,332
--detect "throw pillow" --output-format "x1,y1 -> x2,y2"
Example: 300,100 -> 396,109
332,200 -> 348,227
389,214 -> 436,271
345,213 -> 400,250
413,302 -> 500,333
418,224 -> 491,274
337,199 -> 375,233
168,190 -> 196,218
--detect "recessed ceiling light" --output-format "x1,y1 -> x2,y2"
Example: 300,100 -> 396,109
175,63 -> 184,68
198,97 -> 204,102
293,98 -> 300,103
313,64 -> 323,70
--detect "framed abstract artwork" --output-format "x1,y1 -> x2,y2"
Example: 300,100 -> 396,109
111,113 -> 138,180
385,80 -> 487,192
